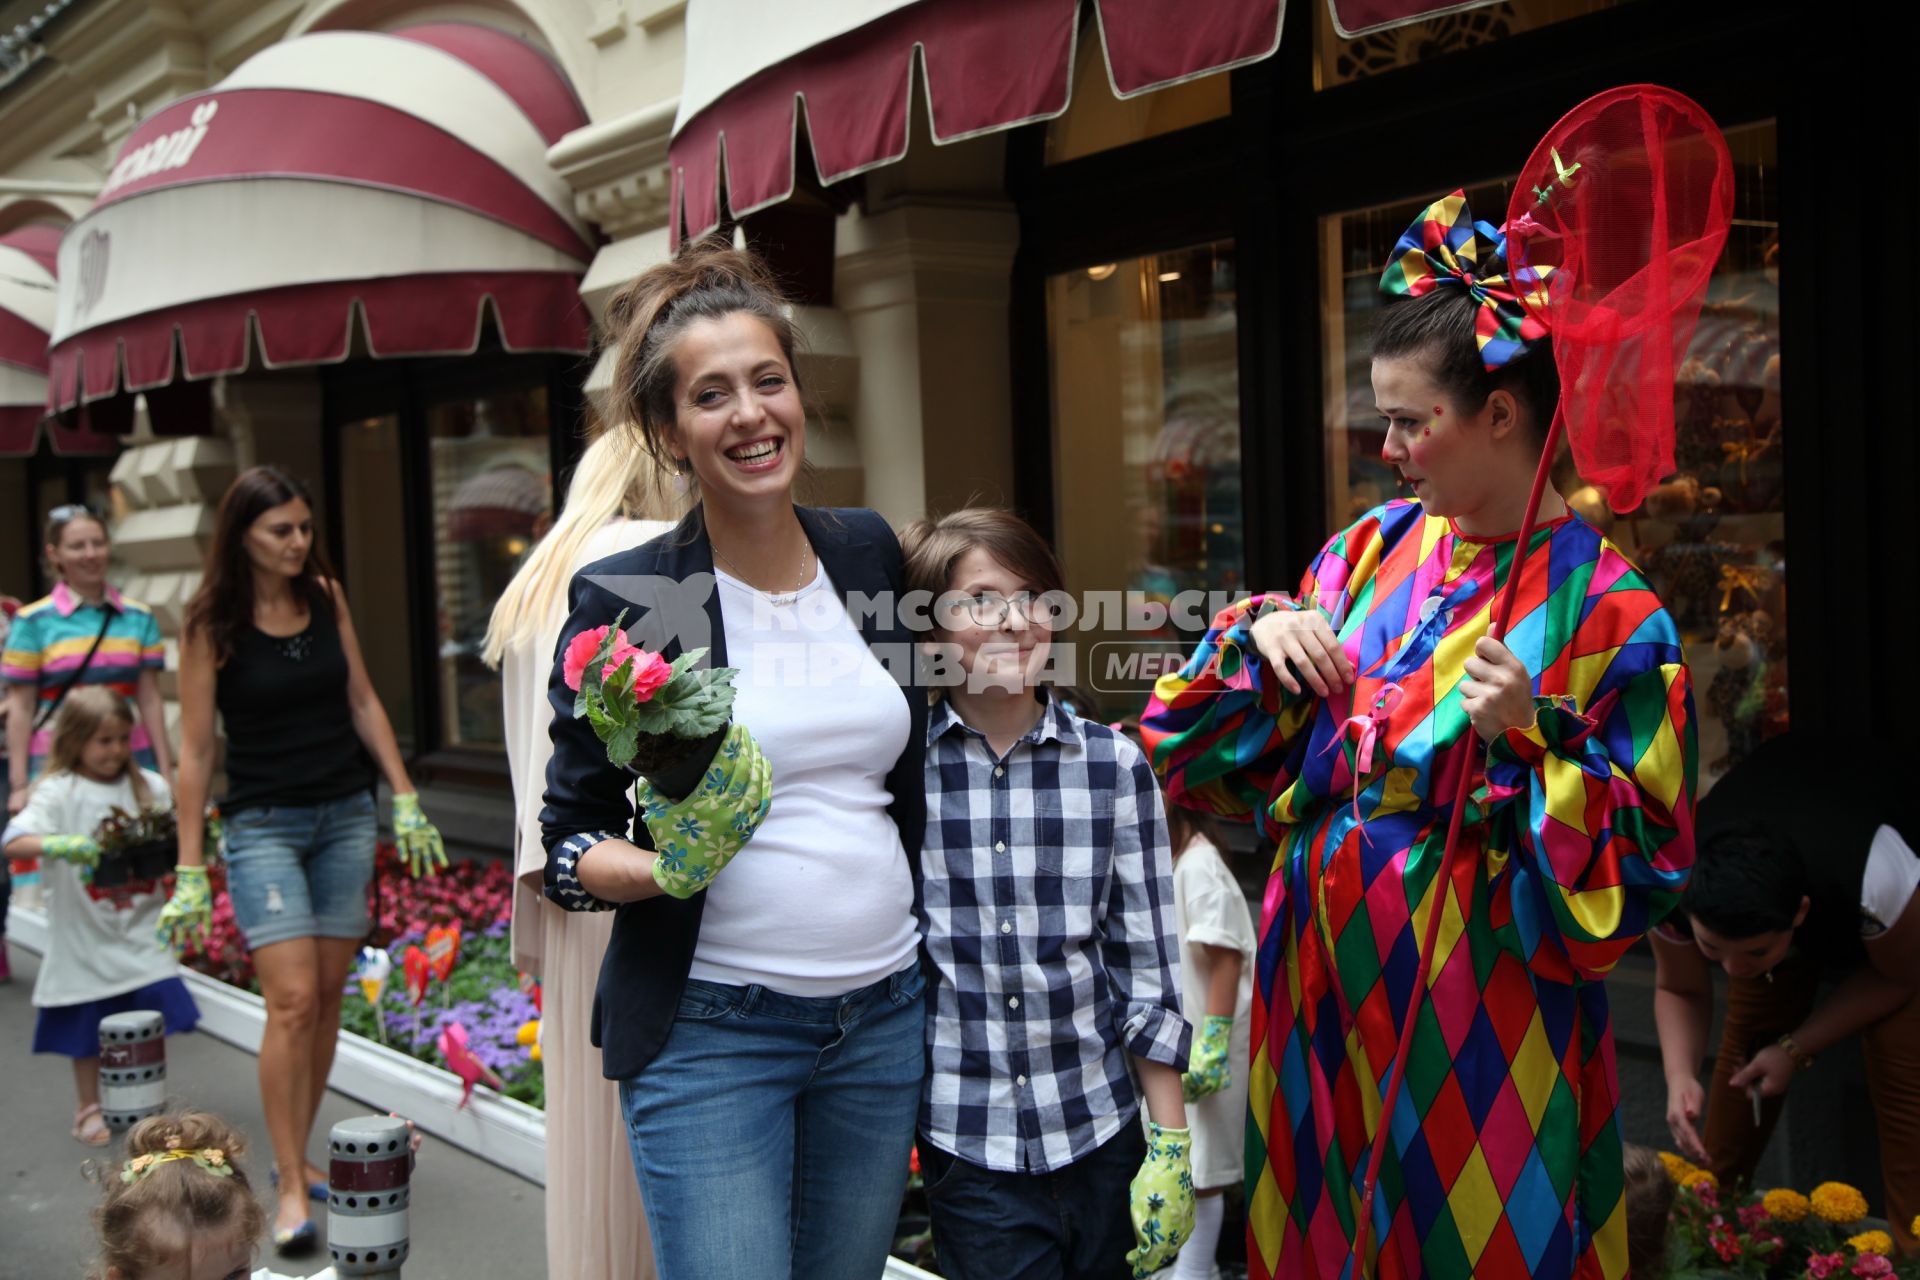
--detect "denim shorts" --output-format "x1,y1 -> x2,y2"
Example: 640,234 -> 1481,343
223,791 -> 377,949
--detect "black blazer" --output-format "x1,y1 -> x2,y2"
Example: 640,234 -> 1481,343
539,505 -> 928,1081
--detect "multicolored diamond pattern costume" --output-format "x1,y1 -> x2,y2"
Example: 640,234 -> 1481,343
1142,501 -> 1695,1280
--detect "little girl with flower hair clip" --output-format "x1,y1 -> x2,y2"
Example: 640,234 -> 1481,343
92,1109 -> 346,1280
90,1110 -> 265,1280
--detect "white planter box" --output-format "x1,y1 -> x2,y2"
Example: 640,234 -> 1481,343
6,904 -> 545,1181
7,904 -> 941,1278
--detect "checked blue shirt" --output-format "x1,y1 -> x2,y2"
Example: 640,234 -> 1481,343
919,693 -> 1190,1174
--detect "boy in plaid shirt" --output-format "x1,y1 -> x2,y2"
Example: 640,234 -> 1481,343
902,508 -> 1194,1280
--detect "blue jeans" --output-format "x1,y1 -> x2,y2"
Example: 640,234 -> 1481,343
618,963 -> 927,1280
223,791 -> 377,948
921,1121 -> 1146,1280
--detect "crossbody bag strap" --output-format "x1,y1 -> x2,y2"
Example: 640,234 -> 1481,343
33,605 -> 116,731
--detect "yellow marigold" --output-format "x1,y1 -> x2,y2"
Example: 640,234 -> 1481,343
1657,1151 -> 1694,1182
1680,1169 -> 1718,1191
1912,1215 -> 1920,1241
1846,1230 -> 1893,1257
1810,1182 -> 1869,1224
1762,1188 -> 1811,1222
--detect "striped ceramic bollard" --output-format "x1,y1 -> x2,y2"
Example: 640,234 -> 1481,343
328,1115 -> 411,1276
98,1010 -> 167,1130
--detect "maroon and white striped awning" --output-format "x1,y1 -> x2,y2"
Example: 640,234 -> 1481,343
668,0 -> 1284,246
1326,0 -> 1503,38
0,223 -> 117,456
47,23 -> 594,411
0,225 -> 56,453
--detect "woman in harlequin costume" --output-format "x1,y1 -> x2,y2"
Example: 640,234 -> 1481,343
1142,178 -> 1703,1278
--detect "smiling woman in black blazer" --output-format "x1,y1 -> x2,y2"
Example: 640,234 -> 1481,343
539,241 -> 928,1280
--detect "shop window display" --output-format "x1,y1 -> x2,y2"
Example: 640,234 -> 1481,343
1319,122 -> 1783,792
426,390 -> 552,751
1047,240 -> 1243,719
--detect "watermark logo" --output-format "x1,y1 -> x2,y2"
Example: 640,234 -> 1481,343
1089,641 -> 1202,696
575,576 -> 1248,695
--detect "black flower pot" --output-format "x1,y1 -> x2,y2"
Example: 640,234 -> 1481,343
91,837 -> 177,889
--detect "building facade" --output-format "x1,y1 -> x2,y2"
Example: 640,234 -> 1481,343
0,0 -> 694,853
0,0 -> 1912,1211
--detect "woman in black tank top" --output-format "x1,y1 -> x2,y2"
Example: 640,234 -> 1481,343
162,466 -> 446,1253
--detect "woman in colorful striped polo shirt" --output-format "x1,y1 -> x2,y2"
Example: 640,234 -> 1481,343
4,504 -> 172,809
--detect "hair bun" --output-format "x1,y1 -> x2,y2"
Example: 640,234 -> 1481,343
123,1111 -> 247,1161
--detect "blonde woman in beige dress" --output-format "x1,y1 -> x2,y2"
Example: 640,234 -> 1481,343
484,428 -> 674,1280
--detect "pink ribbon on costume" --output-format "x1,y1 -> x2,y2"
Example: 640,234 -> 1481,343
1322,681 -> 1405,828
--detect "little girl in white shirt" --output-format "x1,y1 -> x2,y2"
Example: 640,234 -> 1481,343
3,687 -> 197,1147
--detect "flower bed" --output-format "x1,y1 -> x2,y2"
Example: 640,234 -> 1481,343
179,846 -> 543,1110
1660,1153 -> 1918,1278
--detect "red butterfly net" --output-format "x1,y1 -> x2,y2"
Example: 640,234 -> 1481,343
1505,84 -> 1735,512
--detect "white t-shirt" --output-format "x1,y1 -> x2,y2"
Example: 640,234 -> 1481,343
686,561 -> 919,997
2,768 -> 179,1008
1861,824 -> 1920,939
1171,835 -> 1257,1191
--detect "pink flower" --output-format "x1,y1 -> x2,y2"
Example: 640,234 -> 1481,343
1739,1204 -> 1771,1230
562,626 -> 611,689
561,625 -> 645,691
1696,1182 -> 1720,1209
1808,1251 -> 1848,1278
1850,1257 -> 1893,1279
625,649 -> 671,702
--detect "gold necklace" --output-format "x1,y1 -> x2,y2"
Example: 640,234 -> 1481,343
711,539 -> 811,606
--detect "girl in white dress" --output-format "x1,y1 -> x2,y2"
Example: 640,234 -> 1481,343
1164,786 -> 1258,1280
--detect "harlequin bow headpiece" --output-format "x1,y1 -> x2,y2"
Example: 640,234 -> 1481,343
1379,191 -> 1553,370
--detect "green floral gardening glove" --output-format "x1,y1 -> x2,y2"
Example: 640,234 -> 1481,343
1126,1121 -> 1196,1279
392,793 -> 447,878
638,722 -> 773,900
40,833 -> 102,868
1182,1014 -> 1235,1102
155,865 -> 212,951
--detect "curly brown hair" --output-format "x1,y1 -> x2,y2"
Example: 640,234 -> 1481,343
90,1111 -> 263,1280
1622,1142 -> 1676,1280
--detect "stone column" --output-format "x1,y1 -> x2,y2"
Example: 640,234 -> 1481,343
108,428 -> 236,748
834,201 -> 1019,527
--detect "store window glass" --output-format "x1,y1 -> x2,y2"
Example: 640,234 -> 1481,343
1313,0 -> 1629,91
338,412 -> 415,750
1046,22 -> 1231,164
1318,122 -> 1783,793
427,390 -> 551,750
1047,241 -> 1242,720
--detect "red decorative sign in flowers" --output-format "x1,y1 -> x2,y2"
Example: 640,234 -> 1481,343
402,944 -> 431,1006
425,922 -> 461,983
